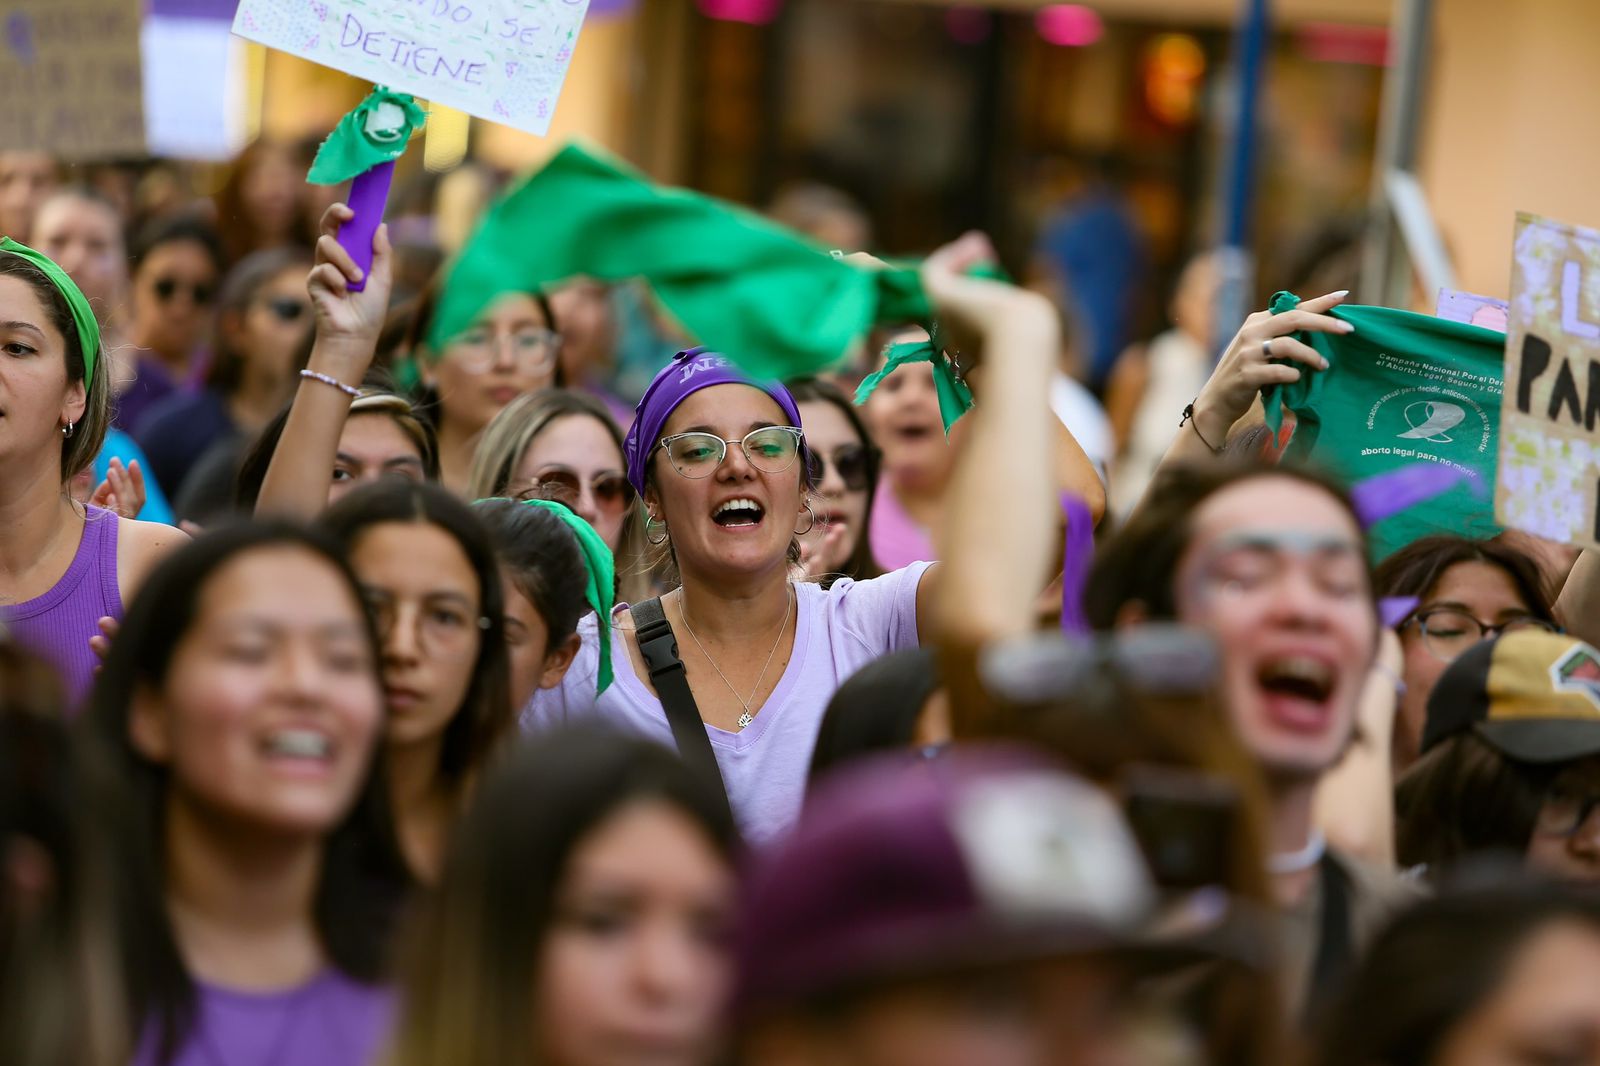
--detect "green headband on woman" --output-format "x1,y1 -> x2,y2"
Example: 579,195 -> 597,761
0,237 -> 100,389
480,497 -> 617,696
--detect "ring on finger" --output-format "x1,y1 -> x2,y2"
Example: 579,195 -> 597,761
1262,337 -> 1274,358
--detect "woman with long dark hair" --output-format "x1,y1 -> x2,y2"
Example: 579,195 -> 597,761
81,524 -> 411,1066
388,726 -> 738,1066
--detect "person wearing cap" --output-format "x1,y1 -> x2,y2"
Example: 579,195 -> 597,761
1084,461 -> 1419,1021
735,747 -> 1171,1066
1398,630 -> 1600,885
526,232 -> 1092,843
0,239 -> 185,707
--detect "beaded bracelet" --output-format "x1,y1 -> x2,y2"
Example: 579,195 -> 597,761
299,368 -> 361,399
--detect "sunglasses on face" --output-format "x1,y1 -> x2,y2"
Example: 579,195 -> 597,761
261,296 -> 311,323
151,276 -> 214,305
805,443 -> 873,492
517,470 -> 635,514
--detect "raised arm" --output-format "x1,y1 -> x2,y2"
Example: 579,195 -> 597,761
256,205 -> 393,520
1127,291 -> 1351,517
918,233 -> 1062,645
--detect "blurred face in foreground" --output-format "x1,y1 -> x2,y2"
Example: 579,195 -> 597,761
1172,476 -> 1377,783
534,799 -> 735,1066
1431,919 -> 1600,1066
746,958 -> 1141,1066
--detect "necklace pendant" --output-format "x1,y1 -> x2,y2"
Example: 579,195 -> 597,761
737,711 -> 754,730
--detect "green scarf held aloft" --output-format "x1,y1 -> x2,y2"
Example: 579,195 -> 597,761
0,236 -> 100,388
428,143 -> 936,379
518,498 -> 617,696
1260,290 -> 1508,559
307,86 -> 427,185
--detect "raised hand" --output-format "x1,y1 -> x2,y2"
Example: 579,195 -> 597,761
89,457 -> 146,520
307,203 -> 393,381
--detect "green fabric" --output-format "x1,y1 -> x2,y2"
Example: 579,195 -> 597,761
306,86 -> 427,185
0,237 -> 100,388
428,143 -> 934,376
1260,290 -> 1508,558
854,334 -> 974,433
519,498 -> 617,695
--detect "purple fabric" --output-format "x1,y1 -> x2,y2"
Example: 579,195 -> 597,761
1059,493 -> 1093,636
1351,462 -> 1483,529
340,161 -> 395,294
1380,596 -> 1421,629
524,562 -> 933,843
114,354 -> 183,432
132,970 -> 394,1066
622,347 -> 804,495
868,476 -> 936,571
0,506 -> 121,711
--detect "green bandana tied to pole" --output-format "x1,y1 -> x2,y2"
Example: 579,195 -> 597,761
1260,290 -> 1507,559
306,86 -> 427,185
0,237 -> 100,388
429,143 -> 940,381
516,499 -> 617,696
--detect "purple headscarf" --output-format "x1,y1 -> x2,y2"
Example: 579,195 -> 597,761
623,347 -> 807,495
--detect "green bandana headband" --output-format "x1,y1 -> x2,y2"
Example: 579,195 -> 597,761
429,143 -> 936,376
307,86 -> 427,185
853,329 -> 974,434
0,237 -> 100,389
483,498 -> 617,696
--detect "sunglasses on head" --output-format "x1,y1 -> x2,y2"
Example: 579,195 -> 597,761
517,470 -> 635,513
262,296 -> 310,323
152,277 -> 214,305
805,443 -> 873,491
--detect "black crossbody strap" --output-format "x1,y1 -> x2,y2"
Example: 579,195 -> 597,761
631,597 -> 729,799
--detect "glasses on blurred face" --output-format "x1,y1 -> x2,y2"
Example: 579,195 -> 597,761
1408,608 -> 1558,662
450,325 -> 561,376
516,470 -> 635,515
805,443 -> 873,492
657,427 -> 804,480
152,277 -> 214,305
1190,531 -> 1368,603
363,589 -> 490,659
1536,783 -> 1600,838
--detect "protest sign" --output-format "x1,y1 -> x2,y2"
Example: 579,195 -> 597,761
0,0 -> 145,160
231,0 -> 592,136
1437,288 -> 1509,332
1496,212 -> 1600,549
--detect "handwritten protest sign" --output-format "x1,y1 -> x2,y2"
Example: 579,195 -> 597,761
1437,288 -> 1509,332
1496,213 -> 1600,548
231,0 -> 592,136
0,0 -> 145,160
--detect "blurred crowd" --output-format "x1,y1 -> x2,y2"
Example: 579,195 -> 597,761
3,131 -> 1600,1066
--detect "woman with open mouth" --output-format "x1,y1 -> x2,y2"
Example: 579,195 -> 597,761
787,376 -> 882,584
83,523 -> 411,1066
526,233 -> 1100,843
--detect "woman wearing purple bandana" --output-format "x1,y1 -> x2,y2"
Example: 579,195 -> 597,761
525,234 -> 1093,842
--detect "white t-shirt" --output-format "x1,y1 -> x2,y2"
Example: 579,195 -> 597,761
524,563 -> 933,843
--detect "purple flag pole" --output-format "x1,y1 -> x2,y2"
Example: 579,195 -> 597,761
336,160 -> 395,293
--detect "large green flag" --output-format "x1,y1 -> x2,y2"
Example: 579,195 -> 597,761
428,143 -> 933,379
1261,291 -> 1507,559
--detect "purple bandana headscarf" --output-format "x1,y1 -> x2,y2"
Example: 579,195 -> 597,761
623,347 -> 807,495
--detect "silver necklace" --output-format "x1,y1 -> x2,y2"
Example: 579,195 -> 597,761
1268,829 -> 1327,875
676,587 -> 793,730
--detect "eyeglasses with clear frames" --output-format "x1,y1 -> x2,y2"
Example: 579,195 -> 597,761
656,426 -> 805,479
450,325 -> 563,376
364,590 -> 491,659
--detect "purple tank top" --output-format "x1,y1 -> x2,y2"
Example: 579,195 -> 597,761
0,506 -> 122,710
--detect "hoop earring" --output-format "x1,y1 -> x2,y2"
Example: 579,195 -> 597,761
61,420 -> 74,440
793,502 -> 817,537
645,515 -> 670,546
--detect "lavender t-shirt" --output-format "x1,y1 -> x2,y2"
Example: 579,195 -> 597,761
132,970 -> 394,1066
524,563 -> 932,843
